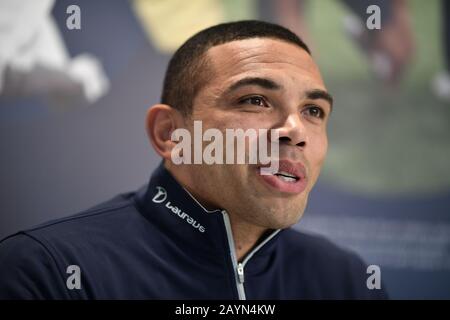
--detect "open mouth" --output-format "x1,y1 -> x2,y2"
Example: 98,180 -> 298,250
273,171 -> 300,183
257,160 -> 307,194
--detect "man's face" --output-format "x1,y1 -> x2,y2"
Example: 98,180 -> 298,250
178,38 -> 331,229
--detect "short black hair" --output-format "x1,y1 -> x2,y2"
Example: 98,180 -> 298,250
160,20 -> 311,116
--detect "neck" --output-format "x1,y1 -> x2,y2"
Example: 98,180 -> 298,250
228,214 -> 268,262
165,161 -> 269,261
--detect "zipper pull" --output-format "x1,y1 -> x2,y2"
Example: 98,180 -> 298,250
237,263 -> 245,283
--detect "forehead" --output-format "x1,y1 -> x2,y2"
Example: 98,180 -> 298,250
204,38 -> 325,89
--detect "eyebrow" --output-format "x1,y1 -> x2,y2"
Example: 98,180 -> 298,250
305,89 -> 334,109
226,77 -> 282,94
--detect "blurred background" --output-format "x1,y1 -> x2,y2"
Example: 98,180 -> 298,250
0,0 -> 449,299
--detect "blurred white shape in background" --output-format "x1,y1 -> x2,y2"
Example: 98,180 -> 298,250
0,0 -> 109,107
431,71 -> 450,102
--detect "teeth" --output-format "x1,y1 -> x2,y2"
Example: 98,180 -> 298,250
277,175 -> 297,183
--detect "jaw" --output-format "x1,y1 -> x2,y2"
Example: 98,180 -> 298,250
229,170 -> 309,229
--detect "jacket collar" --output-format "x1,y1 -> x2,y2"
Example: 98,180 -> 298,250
134,162 -> 282,262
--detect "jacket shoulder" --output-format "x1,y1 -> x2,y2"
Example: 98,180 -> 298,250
0,191 -> 144,299
21,191 -> 139,242
0,233 -> 70,299
282,228 -> 358,261
279,228 -> 388,299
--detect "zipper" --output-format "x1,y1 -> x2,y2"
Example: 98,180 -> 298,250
222,210 -> 246,300
237,263 -> 245,283
221,210 -> 281,300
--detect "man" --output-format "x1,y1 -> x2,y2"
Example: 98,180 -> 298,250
0,20 -> 387,299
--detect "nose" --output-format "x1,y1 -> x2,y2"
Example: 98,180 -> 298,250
276,113 -> 307,148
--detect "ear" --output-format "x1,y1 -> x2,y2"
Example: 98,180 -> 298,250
145,104 -> 181,161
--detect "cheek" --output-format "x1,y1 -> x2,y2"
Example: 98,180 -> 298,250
308,132 -> 328,177
317,134 -> 328,165
310,125 -> 328,159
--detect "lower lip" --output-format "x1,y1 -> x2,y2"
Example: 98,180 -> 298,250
257,168 -> 307,194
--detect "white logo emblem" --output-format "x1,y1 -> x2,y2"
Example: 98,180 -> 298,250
152,186 -> 167,203
152,185 -> 206,233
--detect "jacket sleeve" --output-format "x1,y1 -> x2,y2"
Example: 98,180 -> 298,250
0,233 -> 71,299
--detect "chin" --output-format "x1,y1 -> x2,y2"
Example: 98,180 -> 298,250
264,217 -> 299,230
257,204 -> 306,229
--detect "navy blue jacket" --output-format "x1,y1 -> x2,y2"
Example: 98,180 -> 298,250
0,163 -> 387,299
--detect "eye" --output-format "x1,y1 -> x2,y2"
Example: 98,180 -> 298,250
239,96 -> 268,108
303,105 -> 325,119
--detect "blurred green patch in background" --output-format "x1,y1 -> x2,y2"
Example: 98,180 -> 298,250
309,0 -> 449,196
